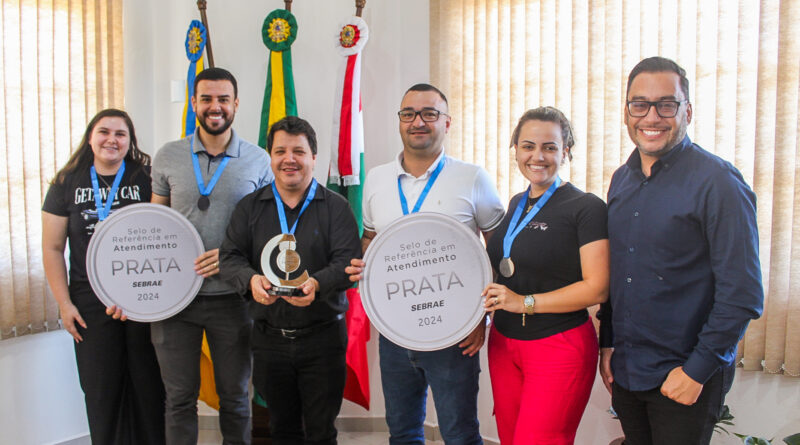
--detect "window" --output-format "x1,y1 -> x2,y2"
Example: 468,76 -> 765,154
431,0 -> 800,376
0,0 -> 124,338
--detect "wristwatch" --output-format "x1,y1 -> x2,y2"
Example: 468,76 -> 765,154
523,294 -> 535,315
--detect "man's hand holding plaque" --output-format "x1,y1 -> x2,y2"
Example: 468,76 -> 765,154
345,258 -> 365,282
194,248 -> 221,278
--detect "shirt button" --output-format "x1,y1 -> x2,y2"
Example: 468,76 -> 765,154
626,277 -> 632,283
634,211 -> 639,217
628,247 -> 635,253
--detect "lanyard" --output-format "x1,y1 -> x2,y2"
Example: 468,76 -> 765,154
190,135 -> 230,197
90,160 -> 125,221
502,177 -> 561,258
272,179 -> 318,235
398,156 -> 446,215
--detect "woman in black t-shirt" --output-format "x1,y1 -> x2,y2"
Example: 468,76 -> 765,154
42,109 -> 165,445
482,107 -> 609,444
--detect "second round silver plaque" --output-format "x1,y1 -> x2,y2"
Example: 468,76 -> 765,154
360,212 -> 492,351
86,203 -> 205,322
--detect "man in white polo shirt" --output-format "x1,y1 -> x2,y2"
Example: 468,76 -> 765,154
348,83 -> 504,444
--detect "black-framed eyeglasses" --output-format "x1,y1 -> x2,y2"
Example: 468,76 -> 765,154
626,100 -> 687,118
397,108 -> 448,122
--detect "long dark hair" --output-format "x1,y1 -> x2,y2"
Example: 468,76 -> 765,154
53,108 -> 150,184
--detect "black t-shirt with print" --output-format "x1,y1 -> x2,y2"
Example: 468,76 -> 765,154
42,164 -> 152,287
486,182 -> 608,340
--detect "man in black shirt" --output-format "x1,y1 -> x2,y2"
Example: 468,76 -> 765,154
219,116 -> 361,444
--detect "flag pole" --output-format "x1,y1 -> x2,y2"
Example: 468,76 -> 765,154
331,1 -> 371,409
192,0 -> 218,412
196,0 -> 215,67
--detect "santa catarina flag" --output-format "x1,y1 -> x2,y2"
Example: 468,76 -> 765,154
327,15 -> 370,410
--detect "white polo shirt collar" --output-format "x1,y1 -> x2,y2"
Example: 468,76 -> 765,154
394,148 -> 447,179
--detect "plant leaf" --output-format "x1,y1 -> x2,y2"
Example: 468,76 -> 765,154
719,404 -> 735,422
783,433 -> 800,445
738,436 -> 773,445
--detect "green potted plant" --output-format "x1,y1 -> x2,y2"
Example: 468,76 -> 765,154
732,433 -> 800,445
714,404 -> 799,445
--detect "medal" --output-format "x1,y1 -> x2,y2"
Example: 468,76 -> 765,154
197,195 -> 210,210
190,134 -> 230,211
499,177 -> 561,277
499,257 -> 515,278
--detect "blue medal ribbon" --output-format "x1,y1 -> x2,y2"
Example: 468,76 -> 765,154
272,179 -> 318,235
398,156 -> 446,215
190,135 -> 231,200
502,177 -> 562,259
90,160 -> 126,221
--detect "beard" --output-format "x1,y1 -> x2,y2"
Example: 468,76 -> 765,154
197,111 -> 235,136
401,129 -> 436,151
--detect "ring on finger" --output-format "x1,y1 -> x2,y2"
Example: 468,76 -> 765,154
492,297 -> 499,305
214,261 -> 219,269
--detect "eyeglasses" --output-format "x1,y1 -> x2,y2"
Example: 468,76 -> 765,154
626,100 -> 687,118
397,108 -> 448,122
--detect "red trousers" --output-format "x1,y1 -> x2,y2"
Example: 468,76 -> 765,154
488,320 -> 598,445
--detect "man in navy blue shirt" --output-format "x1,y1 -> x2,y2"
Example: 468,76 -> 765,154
598,57 -> 763,445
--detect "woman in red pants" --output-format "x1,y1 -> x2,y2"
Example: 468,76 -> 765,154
483,106 -> 609,445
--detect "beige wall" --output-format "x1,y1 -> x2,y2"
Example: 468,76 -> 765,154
123,0 -> 430,177
2,1 -> 798,444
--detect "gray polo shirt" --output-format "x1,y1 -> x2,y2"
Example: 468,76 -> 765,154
152,128 -> 273,296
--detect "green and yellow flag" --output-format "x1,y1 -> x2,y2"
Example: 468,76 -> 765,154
258,9 -> 298,148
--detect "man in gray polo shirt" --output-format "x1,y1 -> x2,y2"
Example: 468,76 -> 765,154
150,67 -> 273,445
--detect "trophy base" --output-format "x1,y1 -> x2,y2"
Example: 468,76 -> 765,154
267,286 -> 305,297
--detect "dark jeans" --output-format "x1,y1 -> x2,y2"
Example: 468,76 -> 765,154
151,294 -> 252,445
252,316 -> 348,445
612,365 -> 735,445
379,335 -> 483,445
72,287 -> 165,445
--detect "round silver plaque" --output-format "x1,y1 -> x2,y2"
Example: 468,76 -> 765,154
86,203 -> 205,322
360,212 -> 492,351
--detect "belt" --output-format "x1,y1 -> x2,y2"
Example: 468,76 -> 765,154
256,313 -> 344,339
